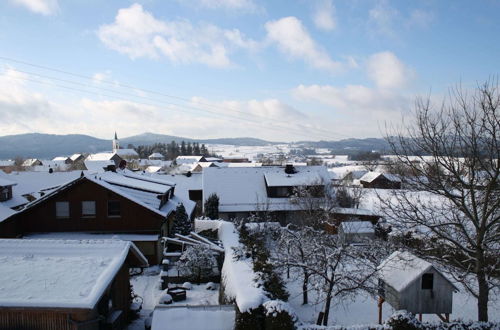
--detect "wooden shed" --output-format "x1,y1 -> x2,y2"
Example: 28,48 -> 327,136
377,251 -> 458,322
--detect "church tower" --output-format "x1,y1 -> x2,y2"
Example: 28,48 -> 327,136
112,132 -> 119,152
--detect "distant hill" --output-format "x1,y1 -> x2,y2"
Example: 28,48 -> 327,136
0,132 -> 390,159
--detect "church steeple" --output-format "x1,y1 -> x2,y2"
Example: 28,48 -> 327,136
112,132 -> 119,152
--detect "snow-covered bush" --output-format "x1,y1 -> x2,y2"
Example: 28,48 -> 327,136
178,245 -> 217,283
384,310 -> 421,330
158,292 -> 173,305
182,282 -> 193,290
206,282 -> 217,290
171,203 -> 191,236
263,300 -> 298,330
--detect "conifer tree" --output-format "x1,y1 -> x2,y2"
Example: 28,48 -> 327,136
171,203 -> 191,236
204,193 -> 219,219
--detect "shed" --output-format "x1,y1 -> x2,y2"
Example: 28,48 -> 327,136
338,221 -> 375,243
377,251 -> 458,322
359,172 -> 401,189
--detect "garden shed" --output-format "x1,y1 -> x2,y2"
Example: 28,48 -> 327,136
377,251 -> 458,323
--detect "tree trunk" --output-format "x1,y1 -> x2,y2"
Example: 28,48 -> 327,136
322,281 -> 335,326
302,272 -> 309,305
477,269 -> 489,321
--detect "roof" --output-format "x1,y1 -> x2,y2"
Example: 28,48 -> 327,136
264,168 -> 326,187
0,204 -> 16,222
152,305 -> 235,330
203,166 -> 330,213
24,232 -> 159,241
22,159 -> 41,166
84,159 -> 115,172
378,251 -> 459,292
115,148 -> 138,157
149,153 -> 164,158
0,239 -> 147,309
86,152 -> 117,161
176,156 -> 205,164
70,154 -> 83,161
52,156 -> 69,161
0,177 -> 16,187
360,172 -> 401,183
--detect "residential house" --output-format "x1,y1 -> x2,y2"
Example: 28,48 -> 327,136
0,171 -> 195,263
149,153 -> 164,160
53,156 -> 73,164
22,158 -> 43,167
176,156 -> 207,165
0,239 -> 148,330
359,172 -> 401,189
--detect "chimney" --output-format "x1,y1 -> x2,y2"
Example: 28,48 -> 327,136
285,164 -> 296,174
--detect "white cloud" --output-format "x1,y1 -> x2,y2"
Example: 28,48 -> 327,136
265,16 -> 342,72
313,0 -> 337,31
366,51 -> 413,89
10,0 -> 59,15
97,4 -> 258,68
407,9 -> 434,29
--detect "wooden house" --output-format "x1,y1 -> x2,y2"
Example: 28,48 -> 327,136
0,239 -> 148,330
359,172 -> 401,189
1,171 -> 195,264
377,251 -> 458,322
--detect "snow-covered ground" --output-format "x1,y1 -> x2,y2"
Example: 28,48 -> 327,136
285,271 -> 500,327
127,266 -> 220,330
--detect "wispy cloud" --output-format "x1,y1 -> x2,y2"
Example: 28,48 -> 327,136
10,0 -> 59,15
312,0 -> 337,31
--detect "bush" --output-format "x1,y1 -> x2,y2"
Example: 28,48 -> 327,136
177,245 -> 217,283
384,310 -> 421,330
263,300 -> 297,330
204,193 -> 219,219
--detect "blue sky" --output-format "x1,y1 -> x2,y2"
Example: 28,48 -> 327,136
0,0 -> 498,141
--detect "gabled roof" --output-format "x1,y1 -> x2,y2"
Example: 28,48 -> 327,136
378,251 -> 459,292
149,152 -> 164,158
0,177 -> 16,187
264,168 -> 326,187
360,172 -> 401,183
176,156 -> 206,164
70,153 -> 83,161
53,156 -> 70,161
115,148 -> 138,157
0,239 -> 147,309
86,152 -> 118,161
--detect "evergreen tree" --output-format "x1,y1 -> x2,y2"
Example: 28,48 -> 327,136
204,193 -> 219,219
171,203 -> 191,236
201,144 -> 208,156
180,141 -> 187,155
187,142 -> 193,155
193,142 -> 201,155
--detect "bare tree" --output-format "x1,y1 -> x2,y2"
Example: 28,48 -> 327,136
382,80 -> 499,321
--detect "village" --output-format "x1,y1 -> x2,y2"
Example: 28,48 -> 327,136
0,129 -> 498,330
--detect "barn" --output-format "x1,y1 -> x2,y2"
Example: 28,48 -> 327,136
377,251 -> 458,322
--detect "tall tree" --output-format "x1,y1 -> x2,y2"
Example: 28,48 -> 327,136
180,141 -> 187,155
382,80 -> 499,321
171,203 -> 191,236
187,142 -> 193,155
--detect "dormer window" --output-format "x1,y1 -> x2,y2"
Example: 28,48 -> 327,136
0,186 -> 11,202
421,273 -> 434,290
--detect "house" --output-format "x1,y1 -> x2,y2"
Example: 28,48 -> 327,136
1,171 -> 195,263
377,251 -> 458,322
222,156 -> 249,163
70,153 -> 85,163
0,160 -> 15,170
202,165 -> 331,224
176,155 -> 207,165
0,177 -> 16,202
53,156 -> 73,164
149,152 -> 164,160
0,239 -> 148,330
359,172 -> 401,189
86,152 -> 124,167
22,158 -> 43,167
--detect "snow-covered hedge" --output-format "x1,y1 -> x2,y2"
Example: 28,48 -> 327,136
195,219 -> 266,312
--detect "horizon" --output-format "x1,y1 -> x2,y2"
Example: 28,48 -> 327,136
1,1 -> 498,141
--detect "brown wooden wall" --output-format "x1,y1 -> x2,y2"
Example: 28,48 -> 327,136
0,308 -> 96,330
18,179 -> 167,234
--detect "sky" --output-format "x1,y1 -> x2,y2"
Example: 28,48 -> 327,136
0,0 -> 498,142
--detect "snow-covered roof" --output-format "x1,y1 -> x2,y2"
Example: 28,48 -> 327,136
84,159 -> 115,172
22,159 -> 41,167
0,177 -> 16,187
333,207 -> 378,217
0,204 -> 16,222
24,232 -> 159,242
115,148 -> 138,157
0,160 -> 15,167
145,166 -> 163,173
70,153 -> 83,161
152,305 -> 235,330
378,251 -> 458,292
0,239 -> 147,309
203,166 -> 330,213
149,153 -> 164,158
360,172 -> 401,183
176,156 -> 205,164
340,221 -> 374,234
52,156 -> 70,161
264,167 -> 327,187
86,152 -> 118,161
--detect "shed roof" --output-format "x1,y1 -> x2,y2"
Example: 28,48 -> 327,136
378,251 -> 458,292
0,239 -> 147,309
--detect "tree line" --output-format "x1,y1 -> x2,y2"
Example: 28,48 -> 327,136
133,141 -> 211,160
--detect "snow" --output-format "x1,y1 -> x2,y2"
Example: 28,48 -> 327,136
377,251 -> 436,292
99,171 -> 172,194
176,156 -> 205,164
0,204 -> 16,222
115,148 -> 139,157
24,232 -> 159,241
86,152 -> 116,161
217,220 -> 266,312
0,239 -> 146,309
0,177 -> 16,186
151,305 -> 235,330
264,167 -> 328,187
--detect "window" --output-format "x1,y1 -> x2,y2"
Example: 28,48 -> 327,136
421,273 -> 434,290
82,201 -> 96,217
107,201 -> 121,217
56,201 -> 70,218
